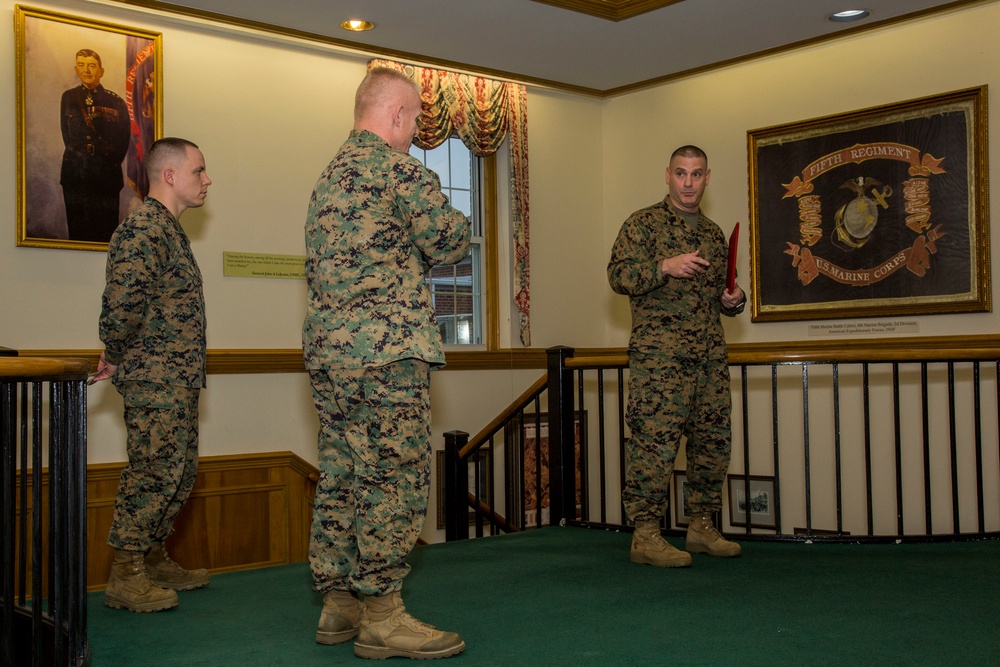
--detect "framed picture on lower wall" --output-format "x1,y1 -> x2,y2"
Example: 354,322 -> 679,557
671,470 -> 691,528
727,475 -> 777,529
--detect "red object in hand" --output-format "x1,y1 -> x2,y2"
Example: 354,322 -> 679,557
727,222 -> 739,291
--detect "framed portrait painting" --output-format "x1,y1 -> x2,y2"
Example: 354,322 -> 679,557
748,87 -> 989,321
15,5 -> 162,251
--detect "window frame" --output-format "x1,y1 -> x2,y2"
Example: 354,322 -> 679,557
412,139 -> 499,351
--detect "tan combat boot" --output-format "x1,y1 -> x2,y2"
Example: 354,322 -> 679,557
144,542 -> 211,590
354,591 -> 465,660
316,589 -> 362,645
630,520 -> 692,567
105,549 -> 179,612
686,512 -> 742,557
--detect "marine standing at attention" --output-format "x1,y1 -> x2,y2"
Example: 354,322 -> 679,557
303,67 -> 471,660
93,137 -> 213,612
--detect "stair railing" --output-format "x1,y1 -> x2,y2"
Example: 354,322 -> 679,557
1,354 -> 90,667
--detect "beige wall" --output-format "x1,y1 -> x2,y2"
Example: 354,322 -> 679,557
2,0 -> 998,541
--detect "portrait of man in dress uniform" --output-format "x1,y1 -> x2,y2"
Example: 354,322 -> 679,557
16,6 -> 161,251
59,48 -> 131,243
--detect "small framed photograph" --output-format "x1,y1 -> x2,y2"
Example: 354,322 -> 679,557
672,470 -> 691,527
727,475 -> 777,529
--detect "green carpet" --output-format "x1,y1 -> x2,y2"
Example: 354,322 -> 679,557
87,527 -> 1000,665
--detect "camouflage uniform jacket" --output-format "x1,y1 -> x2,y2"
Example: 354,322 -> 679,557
99,197 -> 206,388
608,197 -> 739,361
303,130 -> 471,370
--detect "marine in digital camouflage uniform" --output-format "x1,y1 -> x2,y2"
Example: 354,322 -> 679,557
95,137 -> 213,611
608,145 -> 746,565
303,67 -> 470,658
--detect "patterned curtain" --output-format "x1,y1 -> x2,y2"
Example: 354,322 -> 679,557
368,59 -> 531,346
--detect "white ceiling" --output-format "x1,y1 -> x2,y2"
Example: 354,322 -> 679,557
137,0 -> 979,94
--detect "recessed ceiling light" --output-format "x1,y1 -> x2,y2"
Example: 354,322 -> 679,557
829,9 -> 870,22
340,19 -> 374,32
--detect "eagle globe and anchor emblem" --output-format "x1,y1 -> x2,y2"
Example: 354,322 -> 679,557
780,144 -> 947,288
831,176 -> 892,252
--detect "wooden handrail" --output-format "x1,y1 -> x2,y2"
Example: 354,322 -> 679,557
568,335 -> 1000,368
460,374 -> 548,459
566,354 -> 629,368
16,334 -> 1000,375
0,356 -> 90,379
729,335 -> 1000,364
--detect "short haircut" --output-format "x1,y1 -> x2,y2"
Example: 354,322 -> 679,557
145,137 -> 199,180
671,145 -> 707,164
75,49 -> 102,67
354,67 -> 419,122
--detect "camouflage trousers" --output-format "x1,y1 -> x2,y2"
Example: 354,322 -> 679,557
308,359 -> 431,597
107,381 -> 200,551
623,353 -> 732,524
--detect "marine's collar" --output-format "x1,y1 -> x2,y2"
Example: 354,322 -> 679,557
661,195 -> 703,221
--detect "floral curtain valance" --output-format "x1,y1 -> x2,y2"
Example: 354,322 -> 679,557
368,59 -> 531,346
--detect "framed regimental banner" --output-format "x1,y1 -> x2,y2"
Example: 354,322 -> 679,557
15,5 -> 162,251
748,87 -> 989,322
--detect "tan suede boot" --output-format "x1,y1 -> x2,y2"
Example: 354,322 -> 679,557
316,589 -> 362,645
686,512 -> 742,557
354,592 -> 465,660
144,542 -> 211,590
105,549 -> 179,612
630,520 -> 692,567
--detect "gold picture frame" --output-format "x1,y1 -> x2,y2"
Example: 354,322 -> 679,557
748,87 -> 990,322
15,5 -> 162,251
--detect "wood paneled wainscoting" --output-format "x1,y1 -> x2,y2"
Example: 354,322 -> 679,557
83,452 -> 318,591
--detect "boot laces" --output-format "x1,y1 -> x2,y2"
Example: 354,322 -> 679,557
634,523 -> 672,551
156,547 -> 180,568
124,555 -> 148,575
394,609 -> 436,635
120,558 -> 154,589
648,530 -> 670,548
694,515 -> 723,540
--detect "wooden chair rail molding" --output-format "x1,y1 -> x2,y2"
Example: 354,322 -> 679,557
18,335 -> 1000,374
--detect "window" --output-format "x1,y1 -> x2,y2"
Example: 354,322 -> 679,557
410,137 -> 492,346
